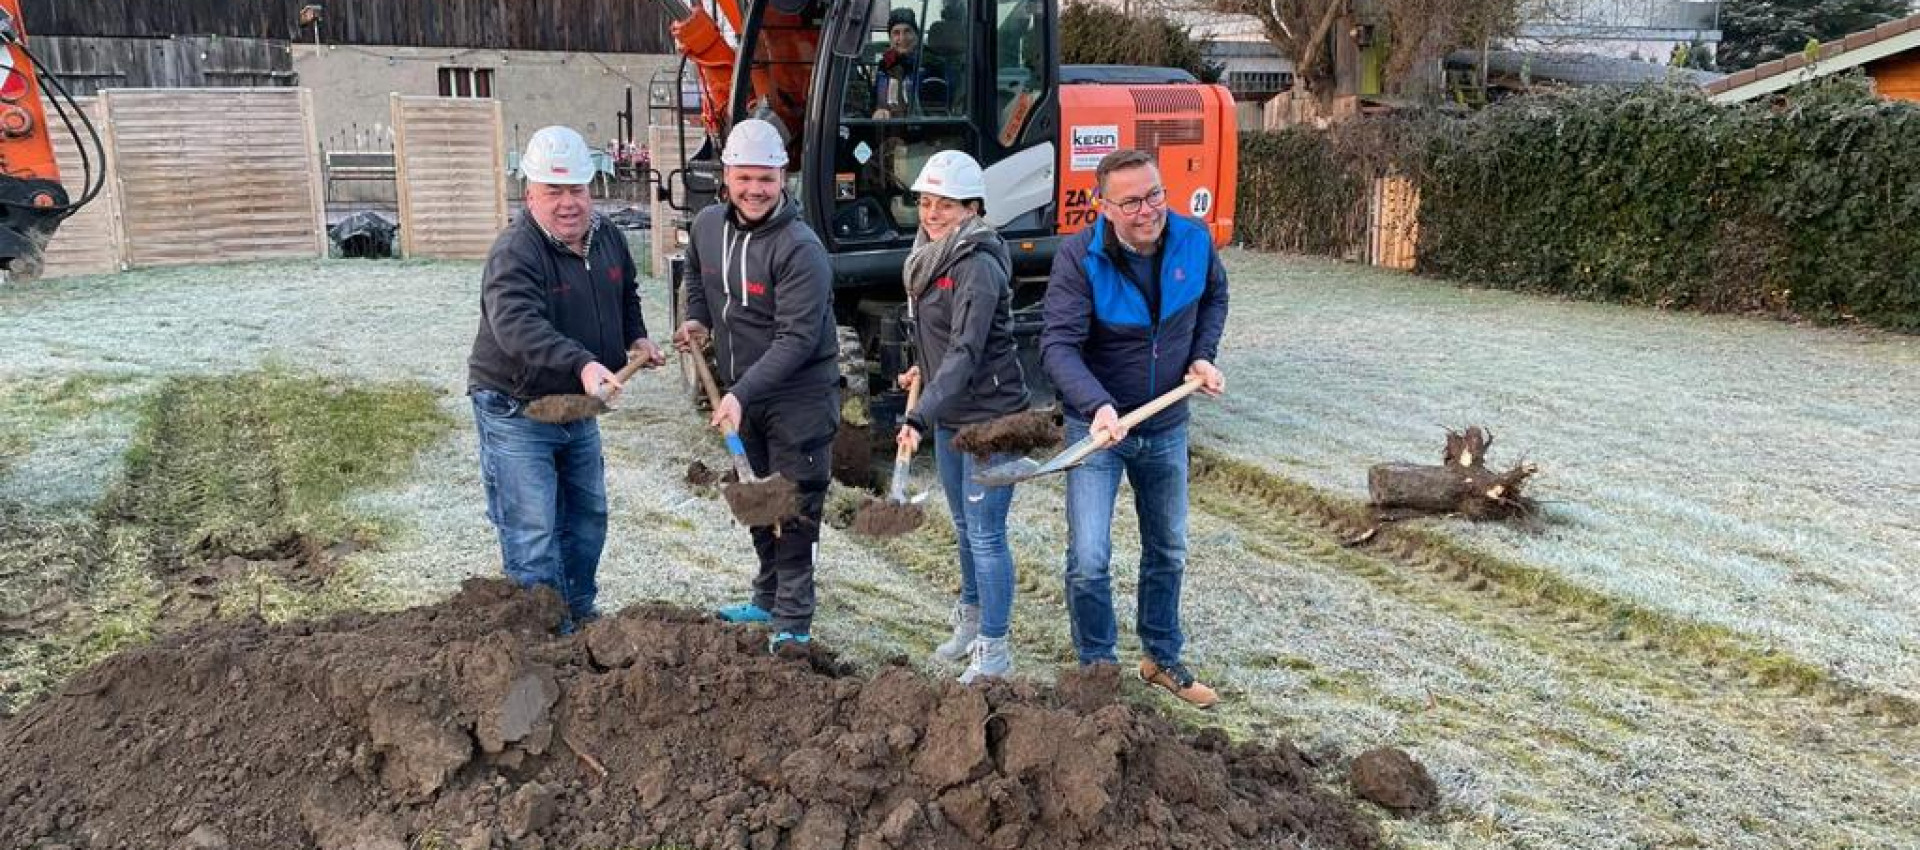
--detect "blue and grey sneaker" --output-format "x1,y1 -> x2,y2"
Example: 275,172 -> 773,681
716,602 -> 773,624
768,631 -> 812,654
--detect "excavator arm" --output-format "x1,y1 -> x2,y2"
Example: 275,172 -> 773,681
660,0 -> 743,139
0,0 -> 103,281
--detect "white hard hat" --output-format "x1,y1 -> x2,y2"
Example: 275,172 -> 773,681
721,119 -> 789,168
911,150 -> 987,202
520,126 -> 594,185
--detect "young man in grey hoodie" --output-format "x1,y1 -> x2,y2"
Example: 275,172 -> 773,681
673,119 -> 839,652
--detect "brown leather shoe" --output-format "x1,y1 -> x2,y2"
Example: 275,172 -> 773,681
1139,659 -> 1218,708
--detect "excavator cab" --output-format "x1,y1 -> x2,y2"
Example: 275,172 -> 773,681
798,0 -> 1058,281
662,0 -> 1234,421
663,0 -> 1062,287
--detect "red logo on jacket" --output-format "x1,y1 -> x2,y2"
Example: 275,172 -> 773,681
935,276 -> 955,290
745,280 -> 768,296
607,267 -> 622,283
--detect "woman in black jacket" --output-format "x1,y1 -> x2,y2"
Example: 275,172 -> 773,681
896,150 -> 1031,683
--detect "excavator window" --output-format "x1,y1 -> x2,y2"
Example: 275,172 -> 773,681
737,0 -> 822,166
827,0 -> 974,244
992,0 -> 1047,146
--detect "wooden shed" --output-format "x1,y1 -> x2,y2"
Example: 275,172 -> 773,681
1707,14 -> 1920,104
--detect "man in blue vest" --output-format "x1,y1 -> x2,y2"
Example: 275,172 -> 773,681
1041,148 -> 1230,708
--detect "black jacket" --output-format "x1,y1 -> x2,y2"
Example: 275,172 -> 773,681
906,230 -> 1029,431
468,213 -> 645,400
684,196 -> 838,406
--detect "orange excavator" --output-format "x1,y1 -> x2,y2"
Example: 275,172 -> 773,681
0,0 -> 103,281
654,0 -> 1238,416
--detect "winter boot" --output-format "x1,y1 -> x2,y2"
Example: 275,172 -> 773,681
769,631 -> 812,655
931,602 -> 981,664
958,636 -> 1012,685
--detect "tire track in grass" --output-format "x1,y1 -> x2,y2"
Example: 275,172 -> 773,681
1187,446 -> 1920,732
1177,447 -> 1920,848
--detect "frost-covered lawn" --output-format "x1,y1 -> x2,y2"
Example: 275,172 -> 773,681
1197,250 -> 1920,701
3,253 -> 1917,849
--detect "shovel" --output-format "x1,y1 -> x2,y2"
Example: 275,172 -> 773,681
972,377 -> 1204,487
524,347 -> 653,425
851,375 -> 926,537
686,342 -> 798,528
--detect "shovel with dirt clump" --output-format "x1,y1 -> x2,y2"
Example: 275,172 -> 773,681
851,376 -> 927,537
686,343 -> 798,528
524,347 -> 654,425
972,377 -> 1204,487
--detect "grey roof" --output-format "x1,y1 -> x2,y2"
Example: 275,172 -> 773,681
1204,40 -> 1286,60
1446,49 -> 1725,87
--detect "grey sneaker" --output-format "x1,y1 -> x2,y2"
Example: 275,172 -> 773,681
931,603 -> 981,664
958,636 -> 1011,684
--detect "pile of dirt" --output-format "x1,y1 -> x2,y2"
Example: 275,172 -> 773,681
0,579 -> 1381,850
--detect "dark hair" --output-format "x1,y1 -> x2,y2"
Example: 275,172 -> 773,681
887,8 -> 919,31
1095,149 -> 1157,194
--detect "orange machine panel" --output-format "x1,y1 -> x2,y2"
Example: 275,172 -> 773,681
1055,83 -> 1236,247
0,0 -> 59,188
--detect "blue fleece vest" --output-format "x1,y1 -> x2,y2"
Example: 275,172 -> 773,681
1078,213 -> 1213,412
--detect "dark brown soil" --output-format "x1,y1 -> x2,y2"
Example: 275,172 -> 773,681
1349,747 -> 1438,813
831,423 -> 878,490
0,579 -> 1382,850
722,477 -> 799,528
523,394 -> 607,425
951,411 -> 1062,459
849,498 -> 925,538
685,459 -> 722,488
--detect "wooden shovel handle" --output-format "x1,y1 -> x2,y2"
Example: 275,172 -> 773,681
592,345 -> 653,401
894,374 -> 924,463
1115,377 -> 1205,430
687,343 -> 726,413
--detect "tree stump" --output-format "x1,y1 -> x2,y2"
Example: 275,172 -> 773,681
1367,426 -> 1538,521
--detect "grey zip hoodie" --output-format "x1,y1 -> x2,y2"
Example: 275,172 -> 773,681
683,195 -> 838,405
905,226 -> 1030,431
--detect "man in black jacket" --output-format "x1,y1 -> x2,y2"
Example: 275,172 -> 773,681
468,125 -> 664,630
674,119 -> 839,652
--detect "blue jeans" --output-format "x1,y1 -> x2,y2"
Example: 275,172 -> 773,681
1062,418 -> 1189,666
471,388 -> 608,620
934,427 -> 1018,639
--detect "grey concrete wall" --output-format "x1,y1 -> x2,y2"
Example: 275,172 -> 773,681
292,45 -> 678,157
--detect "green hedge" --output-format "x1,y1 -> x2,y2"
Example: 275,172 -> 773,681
1237,79 -> 1920,332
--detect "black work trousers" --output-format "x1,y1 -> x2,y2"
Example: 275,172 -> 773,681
738,389 -> 838,634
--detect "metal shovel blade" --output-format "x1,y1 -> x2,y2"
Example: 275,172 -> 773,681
971,435 -> 1099,487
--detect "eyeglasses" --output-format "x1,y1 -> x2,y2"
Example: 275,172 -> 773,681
1106,187 -> 1166,215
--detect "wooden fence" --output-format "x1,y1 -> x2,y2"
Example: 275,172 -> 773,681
391,95 -> 507,259
40,97 -> 123,278
1368,175 -> 1419,271
102,88 -> 326,267
32,88 -> 326,278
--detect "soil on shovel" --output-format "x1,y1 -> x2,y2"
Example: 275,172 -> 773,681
850,498 -> 926,537
722,477 -> 799,528
951,411 -> 1062,459
524,394 -> 605,425
0,578 -> 1381,850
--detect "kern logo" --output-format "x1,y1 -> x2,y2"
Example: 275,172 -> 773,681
1069,125 -> 1120,171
